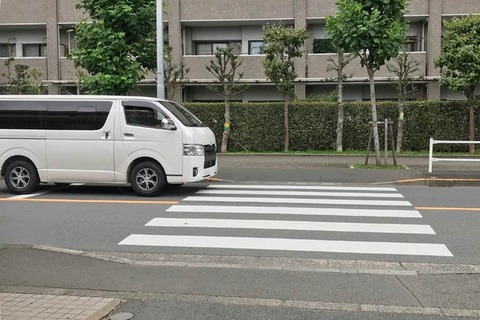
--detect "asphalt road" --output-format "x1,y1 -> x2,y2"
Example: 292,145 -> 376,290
1,156 -> 480,319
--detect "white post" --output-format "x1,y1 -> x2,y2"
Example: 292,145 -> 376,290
384,119 -> 388,165
156,0 -> 165,99
428,137 -> 434,173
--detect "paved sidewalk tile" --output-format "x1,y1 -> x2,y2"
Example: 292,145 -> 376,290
0,293 -> 120,320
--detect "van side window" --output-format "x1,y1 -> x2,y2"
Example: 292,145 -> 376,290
47,101 -> 112,130
124,105 -> 167,128
0,101 -> 46,129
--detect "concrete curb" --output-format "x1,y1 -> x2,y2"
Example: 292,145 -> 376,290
31,245 -> 480,276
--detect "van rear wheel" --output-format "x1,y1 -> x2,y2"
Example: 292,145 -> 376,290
4,160 -> 40,194
130,161 -> 166,197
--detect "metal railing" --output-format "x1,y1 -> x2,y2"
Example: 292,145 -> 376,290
428,138 -> 480,173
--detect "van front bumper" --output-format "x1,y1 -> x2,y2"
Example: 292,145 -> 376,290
167,155 -> 218,184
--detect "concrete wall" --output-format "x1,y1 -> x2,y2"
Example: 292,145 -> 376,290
179,0 -> 294,21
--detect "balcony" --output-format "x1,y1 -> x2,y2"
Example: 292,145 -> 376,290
179,0 -> 294,23
0,58 -> 47,81
442,0 -> 480,14
0,0 -> 47,24
58,0 -> 86,23
59,57 -> 78,81
306,0 -> 428,19
183,55 -> 266,81
307,52 -> 427,81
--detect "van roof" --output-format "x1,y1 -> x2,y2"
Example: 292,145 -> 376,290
0,95 -> 170,102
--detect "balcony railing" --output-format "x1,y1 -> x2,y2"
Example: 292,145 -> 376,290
307,52 -> 426,80
57,52 -> 427,85
0,58 -> 47,81
183,55 -> 266,81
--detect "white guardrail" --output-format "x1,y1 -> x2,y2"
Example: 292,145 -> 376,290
428,138 -> 480,173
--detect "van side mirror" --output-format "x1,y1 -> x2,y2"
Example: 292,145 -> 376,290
161,118 -> 177,130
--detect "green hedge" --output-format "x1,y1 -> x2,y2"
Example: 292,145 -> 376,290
184,101 -> 477,152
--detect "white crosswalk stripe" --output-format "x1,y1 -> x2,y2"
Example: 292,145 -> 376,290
118,184 -> 453,257
118,235 -> 452,257
183,196 -> 412,206
197,189 -> 405,198
145,218 -> 436,234
167,205 -> 423,218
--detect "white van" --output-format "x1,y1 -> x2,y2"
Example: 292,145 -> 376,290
0,95 -> 218,196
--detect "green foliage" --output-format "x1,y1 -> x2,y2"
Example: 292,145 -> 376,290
325,0 -> 408,71
206,47 -> 249,99
71,0 -> 156,95
1,58 -> 46,94
184,101 -> 476,153
262,24 -> 308,97
434,14 -> 480,102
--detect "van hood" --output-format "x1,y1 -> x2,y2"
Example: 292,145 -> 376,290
183,126 -> 217,146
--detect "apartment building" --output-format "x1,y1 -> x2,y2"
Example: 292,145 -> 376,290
0,0 -> 479,101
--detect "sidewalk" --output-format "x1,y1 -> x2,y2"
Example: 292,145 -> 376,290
0,292 -> 120,320
216,154 -> 480,185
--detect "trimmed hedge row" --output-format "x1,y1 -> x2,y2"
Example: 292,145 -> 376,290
183,101 -> 477,152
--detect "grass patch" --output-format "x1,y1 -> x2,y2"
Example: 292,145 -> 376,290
350,164 -> 406,170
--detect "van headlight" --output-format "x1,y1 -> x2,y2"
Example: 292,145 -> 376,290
183,144 -> 204,156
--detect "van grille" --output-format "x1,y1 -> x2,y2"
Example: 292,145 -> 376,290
204,144 -> 217,169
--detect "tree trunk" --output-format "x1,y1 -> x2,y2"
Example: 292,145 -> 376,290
469,103 -> 475,154
284,94 -> 289,152
396,84 -> 405,153
336,53 -> 344,152
368,67 -> 381,165
221,97 -> 231,153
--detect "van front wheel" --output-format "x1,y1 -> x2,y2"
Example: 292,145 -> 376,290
4,160 -> 40,194
130,162 -> 166,197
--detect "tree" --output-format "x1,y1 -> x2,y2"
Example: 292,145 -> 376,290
434,14 -> 480,154
1,58 -> 46,94
327,50 -> 354,152
206,47 -> 249,153
164,44 -> 189,101
71,0 -> 156,95
262,24 -> 308,152
387,51 -> 421,152
326,0 -> 407,164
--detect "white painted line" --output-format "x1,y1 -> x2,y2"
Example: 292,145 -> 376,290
208,185 -> 398,192
184,196 -> 413,207
9,192 -> 47,199
119,235 -> 453,257
145,218 -> 436,234
198,190 -> 404,198
167,205 -> 423,218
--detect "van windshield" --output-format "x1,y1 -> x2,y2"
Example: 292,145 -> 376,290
158,100 -> 205,127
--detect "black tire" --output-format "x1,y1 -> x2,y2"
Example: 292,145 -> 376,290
130,161 -> 166,197
4,160 -> 40,194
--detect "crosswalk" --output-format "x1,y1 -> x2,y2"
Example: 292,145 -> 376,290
118,184 -> 453,258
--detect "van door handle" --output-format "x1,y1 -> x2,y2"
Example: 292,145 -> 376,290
124,133 -> 135,138
104,131 -> 110,139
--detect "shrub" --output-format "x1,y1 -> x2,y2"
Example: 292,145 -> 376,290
184,101 -> 475,152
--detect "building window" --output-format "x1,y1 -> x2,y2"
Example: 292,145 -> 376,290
0,43 -> 16,57
194,41 -> 241,55
313,39 -> 336,54
403,37 -> 417,52
22,44 -> 46,57
248,41 -> 264,55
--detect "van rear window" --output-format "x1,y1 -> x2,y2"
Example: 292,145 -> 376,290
0,101 -> 46,129
0,100 -> 113,130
